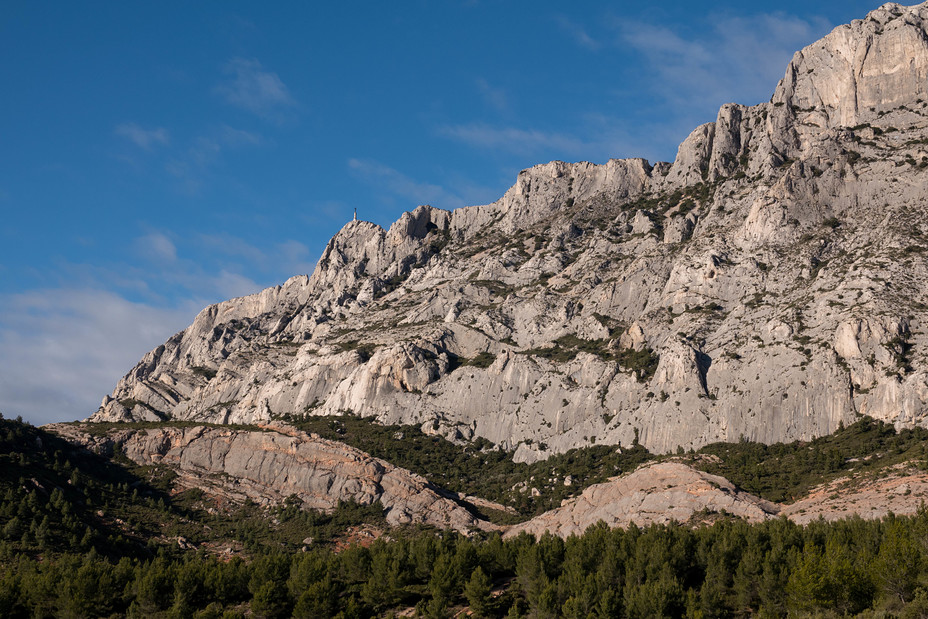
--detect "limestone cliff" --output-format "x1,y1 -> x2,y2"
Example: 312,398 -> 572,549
91,2 -> 928,462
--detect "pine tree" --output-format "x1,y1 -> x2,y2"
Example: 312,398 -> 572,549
464,566 -> 493,618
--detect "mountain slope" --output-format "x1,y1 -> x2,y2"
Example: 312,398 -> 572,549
92,2 -> 928,462
48,422 -> 498,534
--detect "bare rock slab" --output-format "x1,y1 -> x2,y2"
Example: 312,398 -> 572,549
505,462 -> 780,539
49,423 -> 497,534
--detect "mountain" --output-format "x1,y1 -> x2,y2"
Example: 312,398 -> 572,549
90,2 -> 928,463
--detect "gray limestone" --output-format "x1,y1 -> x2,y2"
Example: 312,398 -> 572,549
88,2 -> 928,463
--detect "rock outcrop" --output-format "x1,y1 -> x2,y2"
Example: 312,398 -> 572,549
89,2 -> 928,462
511,457 -> 928,539
782,462 -> 928,524
504,462 -> 780,539
49,423 -> 496,534
47,423 -> 928,539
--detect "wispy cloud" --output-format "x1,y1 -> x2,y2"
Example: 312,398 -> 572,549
618,13 -> 832,109
437,123 -> 588,157
219,124 -> 263,146
216,57 -> 296,118
137,232 -> 177,263
0,288 -> 199,425
164,125 -> 264,194
556,15 -> 601,51
148,232 -> 316,295
115,122 -> 169,149
0,225 -> 327,425
475,78 -> 508,112
348,158 -> 466,209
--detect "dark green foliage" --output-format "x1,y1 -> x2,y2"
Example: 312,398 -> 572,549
447,351 -> 498,372
0,416 -> 174,559
337,339 -> 378,360
466,352 -> 497,368
519,334 -> 659,381
617,182 -> 715,219
289,416 -> 651,521
7,511 -> 928,617
691,417 -> 928,503
0,418 -> 386,566
886,334 -> 914,374
374,272 -> 410,299
191,366 -> 218,380
614,346 -> 660,382
471,279 -> 514,297
8,417 -> 928,615
464,566 -> 493,617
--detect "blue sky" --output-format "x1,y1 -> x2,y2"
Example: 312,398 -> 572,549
0,0 -> 879,424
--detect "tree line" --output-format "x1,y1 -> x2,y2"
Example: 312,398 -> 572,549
4,510 -> 928,617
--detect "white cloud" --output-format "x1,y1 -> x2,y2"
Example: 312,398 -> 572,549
618,13 -> 832,109
0,289 -> 198,425
277,240 -> 315,275
187,234 -> 317,283
216,57 -> 296,118
434,116 -> 660,163
188,136 -> 222,167
556,15 -> 601,51
137,232 -> 177,263
219,124 -> 263,146
437,123 -> 587,157
210,270 -> 264,300
0,227 -> 327,425
163,126 -> 264,194
348,158 -> 467,209
115,122 -> 170,149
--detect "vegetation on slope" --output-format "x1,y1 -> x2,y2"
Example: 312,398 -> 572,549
290,414 -> 928,517
3,414 -> 928,615
5,505 -> 928,616
689,417 -> 928,503
288,415 -> 652,521
0,415 -> 384,563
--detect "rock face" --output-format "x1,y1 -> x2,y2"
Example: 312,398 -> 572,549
49,424 -> 495,534
504,463 -> 780,539
91,2 -> 928,462
509,458 -> 928,539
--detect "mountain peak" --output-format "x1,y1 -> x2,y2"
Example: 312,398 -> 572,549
775,1 -> 928,128
89,3 -> 928,463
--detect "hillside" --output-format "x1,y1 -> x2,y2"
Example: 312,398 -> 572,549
16,2 -> 928,617
86,2 -> 928,464
4,415 -> 928,615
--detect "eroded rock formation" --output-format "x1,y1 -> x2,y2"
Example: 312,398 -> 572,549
49,423 -> 497,534
89,2 -> 928,462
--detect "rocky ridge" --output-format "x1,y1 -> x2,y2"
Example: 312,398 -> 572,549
507,459 -> 928,538
782,462 -> 928,523
92,2 -> 928,463
504,462 -> 780,539
50,421 -> 928,540
48,423 -> 498,534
